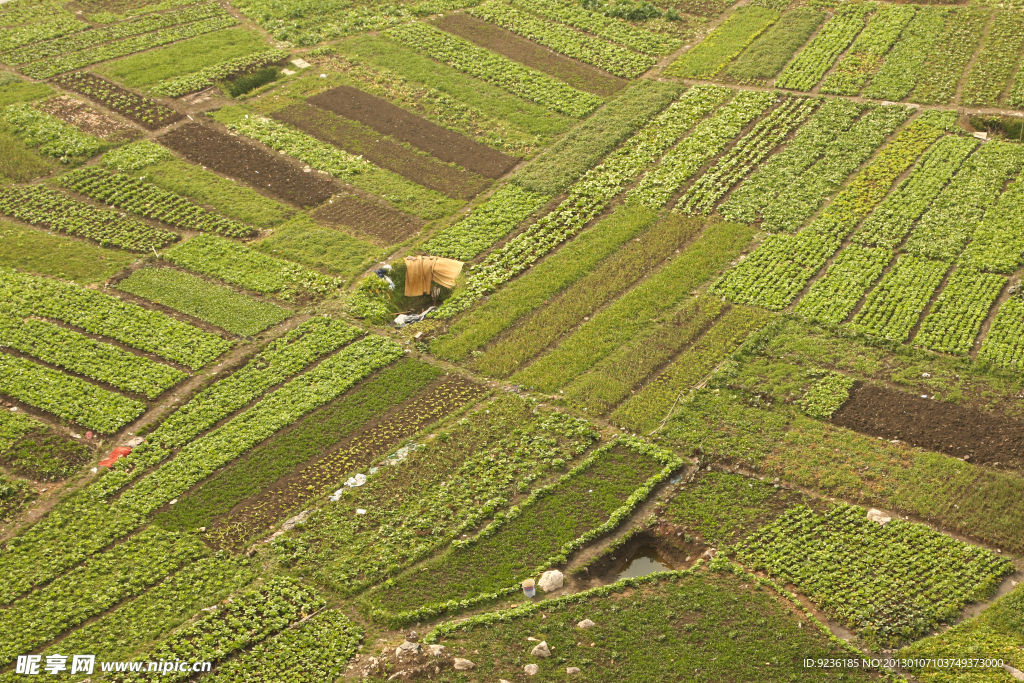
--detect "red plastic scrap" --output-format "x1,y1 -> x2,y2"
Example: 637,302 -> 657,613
98,446 -> 132,468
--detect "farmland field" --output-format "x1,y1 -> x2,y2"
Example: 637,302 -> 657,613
2,0 -> 1024,680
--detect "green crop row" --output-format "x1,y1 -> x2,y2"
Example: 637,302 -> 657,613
0,352 -> 145,433
2,102 -> 100,163
20,14 -> 238,79
737,504 -> 1013,648
961,10 -> 1024,106
797,372 -> 856,419
714,110 -> 944,310
0,528 -> 205,667
909,7 -> 988,105
848,254 -> 949,342
53,71 -> 180,129
0,12 -> 80,53
469,2 -> 654,78
667,6 -> 779,79
151,48 -> 290,97
102,140 -> 173,172
960,167 -> 1024,274
676,96 -> 817,216
510,0 -> 680,55
204,610 -> 361,683
720,98 -> 864,223
115,335 -> 404,518
757,104 -> 911,234
611,305 -> 772,433
384,22 -> 601,118
793,245 -> 892,326
628,90 -> 777,209
724,8 -> 825,84
105,578 -> 325,683
283,395 -> 598,595
564,295 -> 726,416
916,268 -> 1005,355
903,141 -> 1024,262
0,409 -> 36,454
853,134 -> 978,250
0,268 -> 231,370
155,359 -> 444,537
0,408 -> 92,483
59,167 -> 256,238
513,219 -> 755,392
819,4 -> 916,96
365,437 -> 684,627
471,212 -> 688,378
435,85 -> 730,317
424,185 -> 550,261
978,296 -> 1024,372
163,234 -> 343,300
776,4 -> 873,91
2,3 -> 226,65
0,185 -> 178,252
210,108 -> 368,181
117,268 -> 291,337
0,312 -> 186,398
862,6 -> 946,101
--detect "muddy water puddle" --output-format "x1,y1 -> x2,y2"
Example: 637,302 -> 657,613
616,546 -> 674,581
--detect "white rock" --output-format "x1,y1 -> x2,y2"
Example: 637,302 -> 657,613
866,508 -> 892,525
531,641 -> 551,657
1004,664 -> 1024,681
452,658 -> 475,671
524,664 -> 540,675
345,473 -> 367,487
280,510 -> 309,531
428,644 -> 447,657
567,667 -> 582,674
538,570 -> 563,592
290,58 -> 311,69
126,436 -> 145,447
356,508 -> 367,515
577,619 -> 596,629
396,640 -> 420,656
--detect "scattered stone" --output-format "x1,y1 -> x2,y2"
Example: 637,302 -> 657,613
577,618 -> 596,629
452,658 -> 475,671
280,510 -> 310,531
406,631 -> 419,643
866,508 -> 892,525
531,641 -> 551,657
126,436 -> 145,447
700,547 -> 717,560
291,58 -> 311,69
567,666 -> 582,674
538,570 -> 564,592
524,664 -> 540,675
526,637 -> 539,642
428,644 -> 446,657
396,640 -> 420,656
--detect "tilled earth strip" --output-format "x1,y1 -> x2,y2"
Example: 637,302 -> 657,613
308,85 -> 519,179
273,103 -> 491,200
832,382 -> 1024,469
160,122 -> 336,207
205,376 -> 487,551
312,192 -> 422,244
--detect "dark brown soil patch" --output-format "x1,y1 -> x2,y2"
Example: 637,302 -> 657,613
272,103 -> 490,200
433,13 -> 626,97
205,376 -> 486,551
312,192 -> 422,245
308,85 -> 519,179
832,382 -> 1024,468
159,123 -> 336,207
35,95 -> 138,141
53,72 -> 182,130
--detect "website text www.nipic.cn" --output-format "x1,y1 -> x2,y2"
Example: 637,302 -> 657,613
16,654 -> 213,676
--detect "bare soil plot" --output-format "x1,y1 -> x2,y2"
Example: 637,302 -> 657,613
53,72 -> 182,130
159,123 -> 336,207
272,102 -> 490,200
205,375 -> 486,551
308,85 -> 519,179
433,13 -> 626,97
831,382 -> 1024,469
312,192 -> 422,245
35,95 -> 138,141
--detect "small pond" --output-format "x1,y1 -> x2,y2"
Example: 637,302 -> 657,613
616,546 -> 674,581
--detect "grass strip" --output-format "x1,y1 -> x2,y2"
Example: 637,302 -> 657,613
916,268 -> 1005,356
153,359 -> 443,534
564,295 -> 726,416
512,219 -> 755,392
283,395 -> 599,596
0,220 -> 133,285
667,6 -> 779,79
472,211 -> 690,378
366,437 -> 683,627
118,267 -> 290,337
0,352 -> 145,433
430,204 -> 654,362
0,312 -> 185,399
724,8 -> 825,83
512,79 -> 683,195
611,305 -> 772,433
819,4 -> 916,96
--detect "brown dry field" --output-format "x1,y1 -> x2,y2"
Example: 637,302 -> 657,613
313,191 -> 422,245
